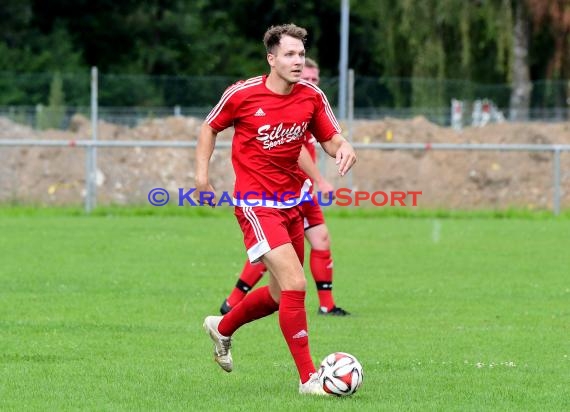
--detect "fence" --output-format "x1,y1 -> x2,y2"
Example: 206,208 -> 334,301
2,104 -> 570,132
0,139 -> 568,215
1,69 -> 569,212
3,70 -> 570,127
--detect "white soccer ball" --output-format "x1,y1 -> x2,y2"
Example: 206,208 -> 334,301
318,352 -> 363,396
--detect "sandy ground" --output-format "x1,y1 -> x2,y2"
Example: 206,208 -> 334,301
1,115 -> 569,211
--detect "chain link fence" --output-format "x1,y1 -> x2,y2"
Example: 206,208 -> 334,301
1,71 -> 570,213
2,71 -> 570,128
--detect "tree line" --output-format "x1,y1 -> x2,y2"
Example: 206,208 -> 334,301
1,0 -> 569,118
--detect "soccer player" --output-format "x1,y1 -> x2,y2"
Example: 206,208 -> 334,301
196,23 -> 356,395
219,57 -> 350,317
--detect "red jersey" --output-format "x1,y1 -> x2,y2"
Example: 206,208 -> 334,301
303,134 -> 318,163
299,133 -> 318,185
206,75 -> 340,207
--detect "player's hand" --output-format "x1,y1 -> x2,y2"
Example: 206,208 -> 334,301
335,141 -> 356,176
195,180 -> 217,207
317,178 -> 336,200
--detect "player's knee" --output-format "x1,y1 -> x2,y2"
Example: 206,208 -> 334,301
314,231 -> 330,249
288,275 -> 307,291
320,231 -> 331,249
307,225 -> 330,249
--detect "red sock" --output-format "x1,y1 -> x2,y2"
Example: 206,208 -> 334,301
226,261 -> 266,307
218,285 -> 278,337
310,249 -> 335,311
279,290 -> 316,383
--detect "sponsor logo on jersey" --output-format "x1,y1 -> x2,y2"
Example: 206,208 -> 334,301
256,122 -> 309,150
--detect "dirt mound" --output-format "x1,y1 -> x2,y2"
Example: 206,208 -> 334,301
344,117 -> 570,210
1,115 -> 569,210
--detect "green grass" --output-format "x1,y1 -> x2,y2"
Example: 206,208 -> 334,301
1,209 -> 569,411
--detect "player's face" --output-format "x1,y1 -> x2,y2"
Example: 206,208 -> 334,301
301,67 -> 319,85
268,35 -> 305,85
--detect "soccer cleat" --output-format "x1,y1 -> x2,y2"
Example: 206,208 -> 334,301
299,372 -> 328,395
219,299 -> 232,315
203,315 -> 233,372
318,306 -> 351,316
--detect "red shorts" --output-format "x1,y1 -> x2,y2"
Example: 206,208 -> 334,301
235,206 -> 305,264
300,195 -> 325,230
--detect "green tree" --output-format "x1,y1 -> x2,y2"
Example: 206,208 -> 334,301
37,71 -> 65,129
2,0 -> 570,113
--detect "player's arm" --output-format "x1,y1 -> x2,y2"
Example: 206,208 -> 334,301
195,122 -> 218,205
298,145 -> 335,194
298,145 -> 321,185
320,134 -> 356,177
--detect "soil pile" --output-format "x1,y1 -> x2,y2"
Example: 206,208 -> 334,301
1,115 -> 568,210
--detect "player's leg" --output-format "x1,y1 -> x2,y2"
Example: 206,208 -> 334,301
204,278 -> 279,373
261,207 -> 322,392
204,207 -> 282,373
203,206 -> 324,394
220,260 -> 266,314
216,207 -> 285,336
302,200 -> 350,315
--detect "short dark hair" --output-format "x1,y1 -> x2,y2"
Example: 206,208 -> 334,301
263,24 -> 307,54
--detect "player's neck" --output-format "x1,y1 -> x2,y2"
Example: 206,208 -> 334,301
265,73 -> 295,95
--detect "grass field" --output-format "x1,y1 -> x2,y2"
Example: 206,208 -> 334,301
1,208 -> 569,411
